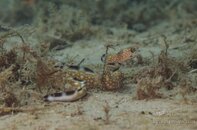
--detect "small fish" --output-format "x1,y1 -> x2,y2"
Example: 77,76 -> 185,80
44,79 -> 87,102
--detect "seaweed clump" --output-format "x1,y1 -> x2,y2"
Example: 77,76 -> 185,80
35,58 -> 66,93
133,42 -> 189,100
0,29 -> 68,109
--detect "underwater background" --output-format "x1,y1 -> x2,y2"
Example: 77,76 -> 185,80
1,0 -> 197,31
0,0 -> 197,130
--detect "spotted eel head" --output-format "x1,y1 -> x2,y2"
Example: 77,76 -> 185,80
106,47 -> 136,64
